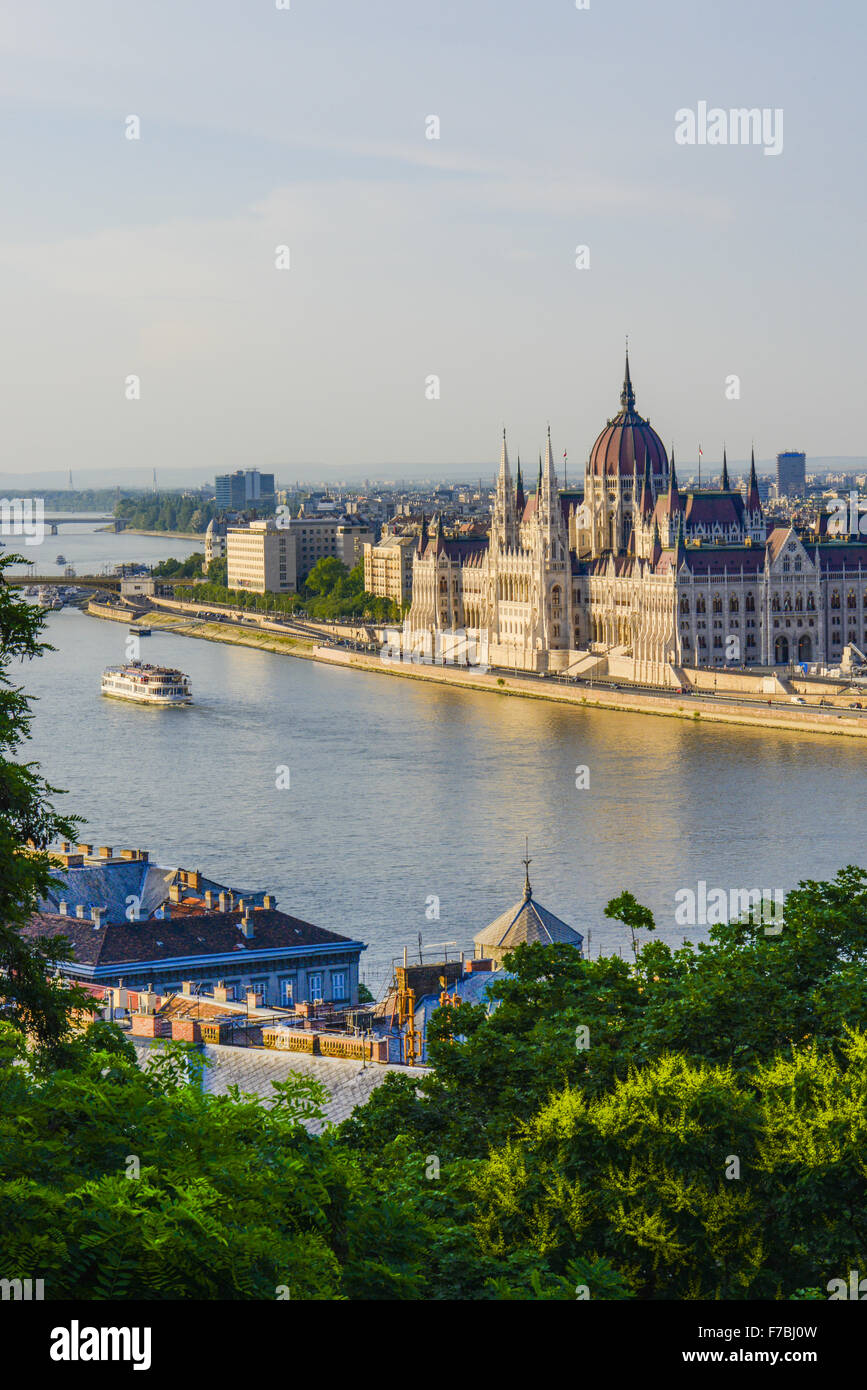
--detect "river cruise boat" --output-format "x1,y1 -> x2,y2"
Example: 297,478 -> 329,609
101,661 -> 191,706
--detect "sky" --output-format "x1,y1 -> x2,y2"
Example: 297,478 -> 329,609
0,0 -> 864,484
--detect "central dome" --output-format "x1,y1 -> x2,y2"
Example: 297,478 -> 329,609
588,354 -> 668,479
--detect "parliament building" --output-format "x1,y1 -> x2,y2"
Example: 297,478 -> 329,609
407,355 -> 867,684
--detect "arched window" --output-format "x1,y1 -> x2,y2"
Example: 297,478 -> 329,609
772,594 -> 781,613
831,590 -> 841,610
848,588 -> 857,610
745,592 -> 755,612
680,597 -> 690,614
729,595 -> 739,613
696,595 -> 706,614
713,595 -> 723,614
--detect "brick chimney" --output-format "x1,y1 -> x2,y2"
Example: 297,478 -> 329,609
213,982 -> 229,1003
91,906 -> 105,927
77,843 -> 93,856
204,890 -> 215,909
58,901 -> 68,916
240,913 -> 254,939
246,988 -> 263,1010
218,892 -> 228,913
98,846 -> 113,860
75,904 -> 87,919
263,894 -> 276,910
169,882 -> 183,903
181,980 -> 194,996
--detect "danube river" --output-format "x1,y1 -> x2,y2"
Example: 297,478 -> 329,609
21,607 -> 867,994
4,515 -> 201,577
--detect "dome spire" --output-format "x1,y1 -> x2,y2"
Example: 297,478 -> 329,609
620,339 -> 635,412
522,836 -> 532,900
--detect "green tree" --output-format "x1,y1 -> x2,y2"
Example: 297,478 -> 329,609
0,555 -> 92,1051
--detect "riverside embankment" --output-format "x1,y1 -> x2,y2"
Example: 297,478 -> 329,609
86,600 -> 867,741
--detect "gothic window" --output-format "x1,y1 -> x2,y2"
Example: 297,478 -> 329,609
794,559 -> 802,572
698,635 -> 707,649
807,593 -> 816,611
713,595 -> 722,614
848,589 -> 857,610
831,590 -> 841,609
696,595 -> 706,614
782,559 -> 790,573
745,592 -> 755,612
680,597 -> 690,614
772,595 -> 781,613
729,595 -> 739,613
439,579 -> 447,594
795,592 -> 803,611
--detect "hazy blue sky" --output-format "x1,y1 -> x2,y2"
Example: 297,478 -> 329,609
0,0 -> 863,482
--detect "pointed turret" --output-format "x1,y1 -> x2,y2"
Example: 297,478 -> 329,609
620,345 -> 636,412
515,456 -> 525,519
493,428 -> 516,547
417,512 -> 428,556
668,447 -> 682,512
640,449 -> 654,517
747,446 -> 761,510
721,447 -> 730,491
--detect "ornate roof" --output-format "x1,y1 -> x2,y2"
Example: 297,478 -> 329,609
473,871 -> 583,953
588,352 -> 669,480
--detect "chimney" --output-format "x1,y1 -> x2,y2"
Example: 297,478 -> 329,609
226,891 -> 235,911
213,982 -> 229,1003
246,988 -> 263,1010
169,883 -> 183,904
218,892 -> 228,913
91,906 -> 105,927
204,890 -> 215,910
77,843 -> 93,856
240,913 -> 254,939
138,989 -> 157,1015
98,846 -> 113,860
58,901 -> 68,916
263,894 -> 276,910
238,898 -> 246,913
75,904 -> 86,919
181,980 -> 194,996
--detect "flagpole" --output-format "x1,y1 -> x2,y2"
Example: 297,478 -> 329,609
698,444 -> 702,490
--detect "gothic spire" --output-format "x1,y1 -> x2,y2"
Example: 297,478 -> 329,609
620,343 -> 636,412
747,446 -> 761,511
522,837 -> 532,900
640,449 -> 654,517
515,456 -> 525,518
721,447 -> 730,491
417,512 -> 428,556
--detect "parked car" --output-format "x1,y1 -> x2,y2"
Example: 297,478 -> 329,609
849,701 -> 863,709
790,696 -> 806,705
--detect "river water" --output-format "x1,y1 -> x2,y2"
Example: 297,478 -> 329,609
3,514 -> 201,577
21,603 -> 867,996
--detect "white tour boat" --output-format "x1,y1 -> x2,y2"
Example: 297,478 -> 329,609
101,661 -> 192,706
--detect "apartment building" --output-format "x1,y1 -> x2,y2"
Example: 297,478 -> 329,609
283,514 -> 374,582
226,519 -> 296,594
363,535 -> 415,606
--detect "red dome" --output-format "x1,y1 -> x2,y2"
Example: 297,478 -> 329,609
588,356 -> 668,479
